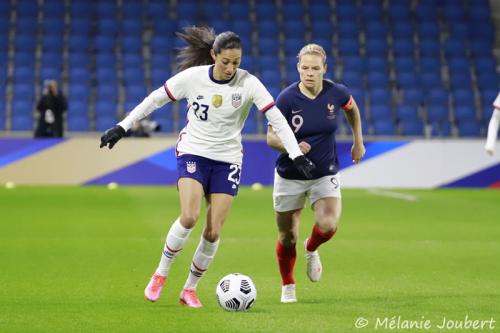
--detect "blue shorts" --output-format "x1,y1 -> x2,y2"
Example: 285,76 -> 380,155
177,154 -> 241,196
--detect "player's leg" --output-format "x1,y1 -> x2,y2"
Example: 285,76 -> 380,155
180,160 -> 238,308
273,171 -> 308,302
276,208 -> 302,303
485,107 -> 500,154
180,193 -> 234,308
304,174 -> 342,282
145,178 -> 204,301
145,155 -> 207,302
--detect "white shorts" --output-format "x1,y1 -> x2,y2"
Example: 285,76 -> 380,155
273,170 -> 341,212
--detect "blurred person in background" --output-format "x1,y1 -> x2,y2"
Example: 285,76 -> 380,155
485,92 -> 500,155
267,44 -> 365,303
35,80 -> 67,138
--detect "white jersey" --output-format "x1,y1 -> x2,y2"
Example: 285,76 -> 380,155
165,65 -> 274,165
119,65 -> 302,165
494,92 -> 500,109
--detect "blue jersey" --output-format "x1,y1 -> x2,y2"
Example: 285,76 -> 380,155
275,80 -> 352,180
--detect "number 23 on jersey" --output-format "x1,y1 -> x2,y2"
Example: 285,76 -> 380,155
192,102 -> 209,121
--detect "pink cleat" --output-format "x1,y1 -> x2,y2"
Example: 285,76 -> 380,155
179,288 -> 203,308
144,273 -> 166,302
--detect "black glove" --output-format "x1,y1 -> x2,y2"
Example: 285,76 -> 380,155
100,125 -> 126,149
293,155 -> 316,179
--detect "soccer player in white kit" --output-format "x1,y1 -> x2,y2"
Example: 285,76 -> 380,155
267,44 -> 365,303
485,92 -> 500,155
99,27 -> 315,308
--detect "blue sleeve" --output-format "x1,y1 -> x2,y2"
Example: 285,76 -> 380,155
335,83 -> 352,107
276,90 -> 291,120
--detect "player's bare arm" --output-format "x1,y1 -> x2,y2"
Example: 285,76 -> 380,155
343,99 -> 366,163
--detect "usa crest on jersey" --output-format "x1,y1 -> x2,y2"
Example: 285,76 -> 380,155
231,93 -> 242,108
186,161 -> 196,173
212,95 -> 223,108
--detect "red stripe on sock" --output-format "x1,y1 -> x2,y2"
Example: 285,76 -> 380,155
306,224 -> 336,252
192,261 -> 207,272
165,245 -> 182,253
276,240 -> 296,285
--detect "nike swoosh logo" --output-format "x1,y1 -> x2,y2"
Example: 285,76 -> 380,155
291,109 -> 303,114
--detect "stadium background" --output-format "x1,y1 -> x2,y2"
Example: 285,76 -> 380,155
1,1 -> 500,333
0,0 -> 498,136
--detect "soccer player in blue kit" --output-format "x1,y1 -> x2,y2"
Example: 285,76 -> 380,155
267,44 -> 366,303
100,27 -> 315,308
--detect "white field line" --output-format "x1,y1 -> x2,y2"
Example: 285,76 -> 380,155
366,188 -> 418,202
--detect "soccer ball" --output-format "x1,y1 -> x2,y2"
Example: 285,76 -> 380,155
215,273 -> 257,312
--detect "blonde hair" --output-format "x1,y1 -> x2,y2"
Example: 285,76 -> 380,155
297,43 -> 327,63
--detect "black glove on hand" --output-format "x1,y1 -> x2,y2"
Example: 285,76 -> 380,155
100,125 -> 126,149
293,155 -> 316,179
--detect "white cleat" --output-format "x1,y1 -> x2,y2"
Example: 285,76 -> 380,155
304,238 -> 322,282
281,284 -> 297,303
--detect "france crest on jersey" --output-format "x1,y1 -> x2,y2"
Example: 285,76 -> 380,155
275,80 -> 353,180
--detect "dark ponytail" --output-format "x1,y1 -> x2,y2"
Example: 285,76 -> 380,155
176,26 -> 216,71
176,26 -> 242,72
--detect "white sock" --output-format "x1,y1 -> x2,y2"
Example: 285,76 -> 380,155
485,109 -> 500,153
183,236 -> 220,289
155,218 -> 193,277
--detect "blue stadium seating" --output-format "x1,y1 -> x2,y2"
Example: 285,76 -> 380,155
341,71 -> 363,90
255,3 -> 277,20
367,71 -> 389,89
397,106 -> 420,122
370,89 -> 391,106
12,100 -> 33,116
418,22 -> 439,39
452,89 -> 475,109
11,115 -> 33,131
43,18 -> 65,34
69,68 -> 91,84
430,121 -> 452,137
0,0 -> 497,136
420,57 -> 440,72
365,22 -> 387,39
420,72 -> 443,90
283,3 -> 304,20
338,22 -> 360,39
309,3 -> 331,21
419,39 -> 440,58
400,120 -> 424,136
458,121 -> 482,137
125,85 -> 147,104
69,84 -> 90,106
427,105 -> 449,123
372,120 -> 396,135
258,38 -> 279,56
256,20 -> 279,39
402,88 -> 424,106
388,3 -> 411,21
365,38 -> 387,57
68,115 -> 90,131
40,67 -> 61,82
338,38 -> 361,57
311,21 -> 333,40
370,104 -> 393,120
454,106 -> 476,123
397,71 -> 420,89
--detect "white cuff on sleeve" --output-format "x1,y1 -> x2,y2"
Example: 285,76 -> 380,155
265,106 -> 302,160
118,87 -> 171,131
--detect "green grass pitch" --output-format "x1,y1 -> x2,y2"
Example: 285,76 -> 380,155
1,186 -> 499,332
